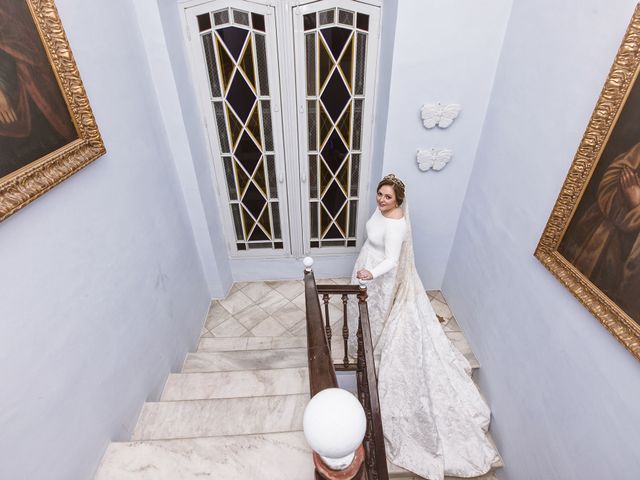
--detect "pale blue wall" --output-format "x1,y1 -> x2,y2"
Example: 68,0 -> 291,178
443,1 -> 640,479
381,0 -> 513,289
367,0 -> 399,195
0,0 -> 212,478
154,0 -> 233,296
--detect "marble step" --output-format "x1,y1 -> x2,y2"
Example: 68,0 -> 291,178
197,335 -> 356,364
97,428 -> 499,480
183,348 -> 308,373
325,333 -> 479,370
95,431 -> 315,480
161,367 -> 309,401
199,310 -> 479,367
197,336 -> 306,352
185,345 -> 356,371
188,336 -> 477,374
132,393 -> 307,441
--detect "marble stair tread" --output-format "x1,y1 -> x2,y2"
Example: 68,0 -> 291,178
197,336 -> 306,352
194,328 -> 478,370
161,367 -> 309,401
183,346 -> 364,374
183,348 -> 308,373
132,394 -> 308,441
327,333 -> 479,370
95,431 -> 315,480
445,331 -> 480,369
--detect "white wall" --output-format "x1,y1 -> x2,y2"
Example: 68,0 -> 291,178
368,0 -> 399,195
132,0 -> 233,299
153,0 -> 234,296
381,0 -> 512,288
443,1 -> 640,479
0,0 -> 212,478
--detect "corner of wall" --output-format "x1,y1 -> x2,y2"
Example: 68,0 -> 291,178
369,0 -> 399,209
442,0 -> 515,290
132,0 -> 232,298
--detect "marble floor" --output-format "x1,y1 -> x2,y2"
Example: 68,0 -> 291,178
202,279 -> 478,369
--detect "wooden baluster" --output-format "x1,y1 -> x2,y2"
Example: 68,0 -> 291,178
357,283 -> 375,479
356,315 -> 365,405
358,283 -> 389,480
342,293 -> 349,368
356,335 -> 371,480
322,293 -> 332,351
355,316 -> 367,473
360,345 -> 375,479
366,408 -> 376,479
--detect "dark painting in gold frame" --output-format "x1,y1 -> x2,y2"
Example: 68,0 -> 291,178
536,5 -> 640,361
0,0 -> 105,222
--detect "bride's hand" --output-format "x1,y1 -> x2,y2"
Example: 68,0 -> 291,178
356,269 -> 373,280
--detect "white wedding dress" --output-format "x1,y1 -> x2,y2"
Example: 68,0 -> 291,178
349,206 -> 499,480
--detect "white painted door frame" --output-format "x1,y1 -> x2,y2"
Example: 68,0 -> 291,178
180,0 -> 382,265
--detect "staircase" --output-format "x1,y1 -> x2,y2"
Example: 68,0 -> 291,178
95,280 -> 501,479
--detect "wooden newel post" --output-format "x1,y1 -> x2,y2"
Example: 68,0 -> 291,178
313,445 -> 365,480
304,256 -> 314,272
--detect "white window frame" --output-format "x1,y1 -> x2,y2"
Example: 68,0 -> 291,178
291,0 -> 381,256
180,0 -> 382,259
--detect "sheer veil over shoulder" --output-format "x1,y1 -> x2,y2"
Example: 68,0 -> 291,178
349,198 -> 499,480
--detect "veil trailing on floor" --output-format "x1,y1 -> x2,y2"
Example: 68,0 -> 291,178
350,199 -> 499,480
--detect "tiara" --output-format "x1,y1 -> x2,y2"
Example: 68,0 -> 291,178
382,174 -> 406,192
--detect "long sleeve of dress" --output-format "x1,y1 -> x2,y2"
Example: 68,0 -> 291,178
369,217 -> 407,279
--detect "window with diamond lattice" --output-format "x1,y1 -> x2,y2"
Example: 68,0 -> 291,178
198,8 -> 282,251
304,7 -> 368,248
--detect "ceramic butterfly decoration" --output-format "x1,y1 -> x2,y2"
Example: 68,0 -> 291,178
417,148 -> 453,172
420,103 -> 462,129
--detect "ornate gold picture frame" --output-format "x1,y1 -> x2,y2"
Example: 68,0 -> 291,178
0,0 -> 105,222
536,5 -> 640,361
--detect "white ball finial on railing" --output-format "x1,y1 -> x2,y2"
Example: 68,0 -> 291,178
303,256 -> 314,272
303,388 -> 367,471
358,278 -> 367,289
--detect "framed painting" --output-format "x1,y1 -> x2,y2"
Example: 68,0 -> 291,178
0,0 -> 105,222
536,5 -> 640,361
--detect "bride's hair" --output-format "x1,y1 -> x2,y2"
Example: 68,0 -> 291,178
377,174 -> 406,206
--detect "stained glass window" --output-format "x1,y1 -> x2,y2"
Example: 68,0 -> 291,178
199,11 -> 283,251
304,7 -> 369,248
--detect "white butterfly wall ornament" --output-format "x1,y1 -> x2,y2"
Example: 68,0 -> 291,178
420,102 -> 462,129
417,148 -> 453,172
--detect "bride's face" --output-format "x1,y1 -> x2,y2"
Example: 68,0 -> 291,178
377,185 -> 397,214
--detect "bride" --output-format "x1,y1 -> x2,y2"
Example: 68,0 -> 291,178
349,174 -> 499,480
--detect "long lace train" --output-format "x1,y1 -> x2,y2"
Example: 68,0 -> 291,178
348,205 -> 499,479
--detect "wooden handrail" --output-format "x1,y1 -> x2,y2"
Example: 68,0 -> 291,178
304,267 -> 389,480
304,268 -> 337,396
316,284 -> 361,294
357,288 -> 389,480
304,268 -> 365,480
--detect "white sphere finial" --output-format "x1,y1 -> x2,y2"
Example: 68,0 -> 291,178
303,256 -> 314,271
303,388 -> 366,470
358,278 -> 367,288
